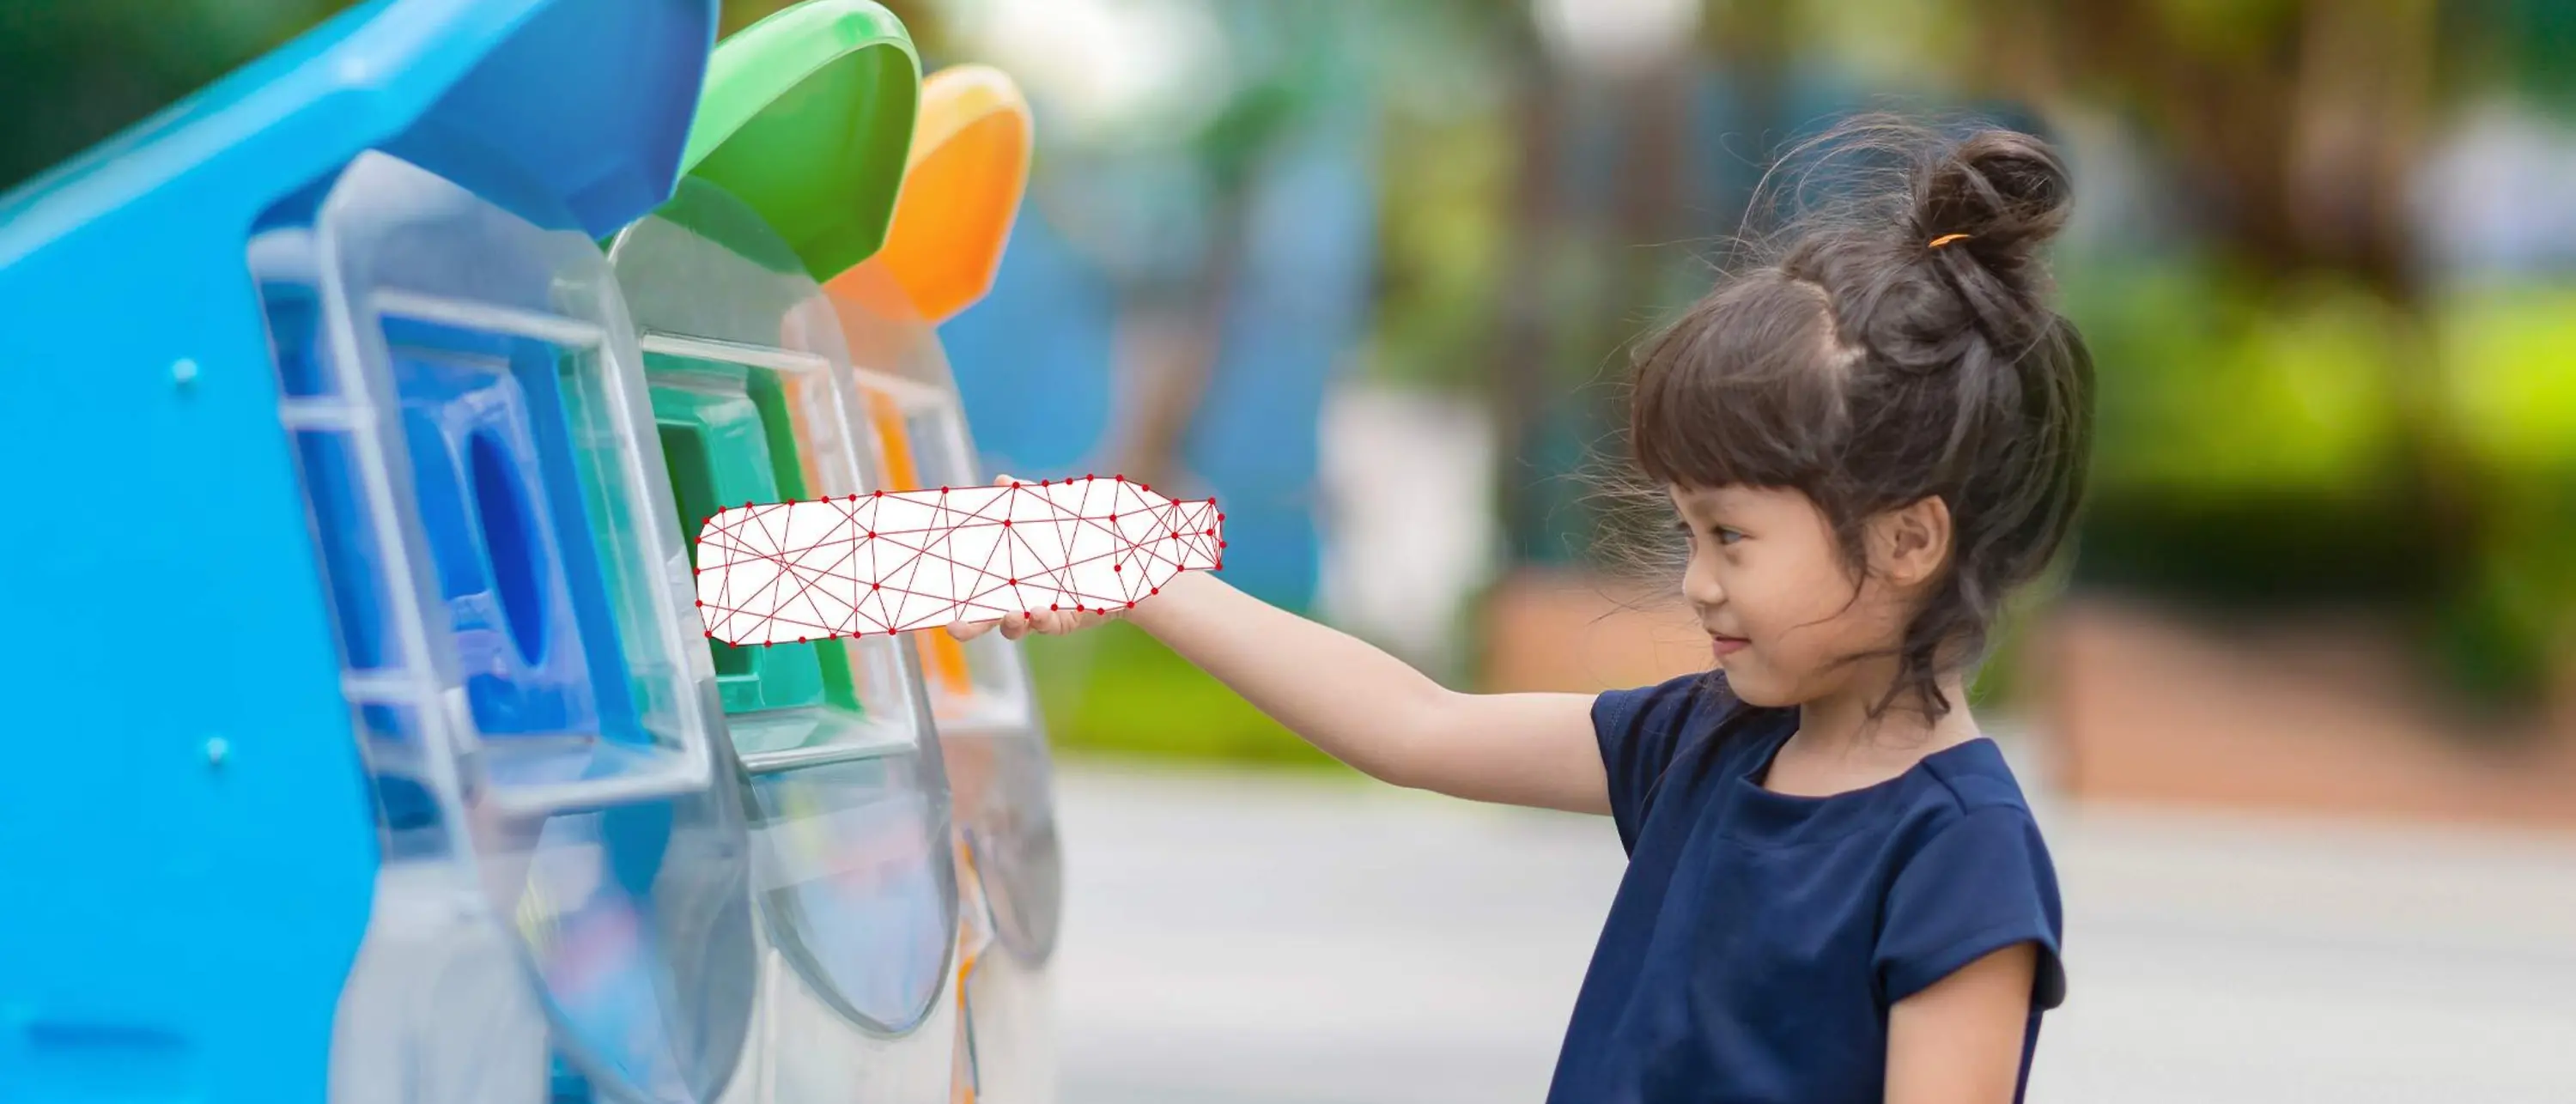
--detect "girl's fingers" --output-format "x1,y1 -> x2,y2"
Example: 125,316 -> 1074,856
948,608 -> 1086,642
936,585 -> 1133,641
1036,607 -> 1119,635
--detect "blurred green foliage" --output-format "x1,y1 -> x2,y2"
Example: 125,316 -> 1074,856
2445,285 -> 2576,470
1024,622 -> 1340,769
0,0 -> 360,194
2069,264 -> 2404,499
1361,112 -> 1511,393
2437,287 -> 2576,714
2066,258 -> 2576,715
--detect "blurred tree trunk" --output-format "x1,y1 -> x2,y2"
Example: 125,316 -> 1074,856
1605,58 -> 1690,370
2007,0 -> 2438,306
1707,0 -> 1794,227
1583,57 -> 1695,561
1493,48 -> 1566,562
1103,2 -> 1319,491
1106,191 -> 1250,488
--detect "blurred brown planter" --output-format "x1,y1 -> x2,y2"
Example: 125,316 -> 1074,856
2032,597 -> 2576,828
1477,567 -> 1711,694
1478,574 -> 2576,828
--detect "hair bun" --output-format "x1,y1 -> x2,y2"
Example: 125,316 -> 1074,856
1916,129 -> 2072,273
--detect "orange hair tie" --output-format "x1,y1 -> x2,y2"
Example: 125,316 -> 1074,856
1927,233 -> 1971,250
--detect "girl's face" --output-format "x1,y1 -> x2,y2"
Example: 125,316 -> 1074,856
1668,483 -> 1933,708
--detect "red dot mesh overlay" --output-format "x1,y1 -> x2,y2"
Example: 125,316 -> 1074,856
694,479 -> 1223,645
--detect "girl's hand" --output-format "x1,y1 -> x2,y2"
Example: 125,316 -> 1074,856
945,475 -> 1128,642
947,604 -> 1121,642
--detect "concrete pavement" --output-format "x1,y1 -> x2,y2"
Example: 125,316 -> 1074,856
1046,749 -> 2576,1104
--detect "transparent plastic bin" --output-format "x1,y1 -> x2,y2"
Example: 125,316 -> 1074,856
609,174 -> 961,1070
255,151 -> 755,1104
830,263 -> 1060,968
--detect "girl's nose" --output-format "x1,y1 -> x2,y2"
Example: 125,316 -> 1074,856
1683,563 -> 1726,609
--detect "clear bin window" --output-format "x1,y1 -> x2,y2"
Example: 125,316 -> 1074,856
264,152 -> 757,1103
853,373 -> 1027,722
745,752 -> 957,1033
609,176 -> 957,1039
610,179 -> 928,760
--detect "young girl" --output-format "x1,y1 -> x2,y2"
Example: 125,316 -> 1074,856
955,118 -> 2089,1104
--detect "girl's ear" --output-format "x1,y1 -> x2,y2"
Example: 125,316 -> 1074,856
1870,496 -> 1953,590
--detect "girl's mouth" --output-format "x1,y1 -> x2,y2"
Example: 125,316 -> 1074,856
1710,635 -> 1749,658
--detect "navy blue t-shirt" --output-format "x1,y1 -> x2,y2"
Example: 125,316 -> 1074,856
1548,672 -> 2067,1104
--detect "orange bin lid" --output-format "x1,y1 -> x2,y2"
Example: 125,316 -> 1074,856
828,64 -> 1031,324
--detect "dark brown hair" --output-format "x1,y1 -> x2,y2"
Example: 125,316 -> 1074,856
1625,115 -> 2095,719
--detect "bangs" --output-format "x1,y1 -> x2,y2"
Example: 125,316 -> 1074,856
1628,273 -> 1854,493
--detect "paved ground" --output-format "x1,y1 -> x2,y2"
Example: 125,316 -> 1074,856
1047,745 -> 2576,1104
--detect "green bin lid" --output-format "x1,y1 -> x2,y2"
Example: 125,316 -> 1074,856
678,0 -> 919,280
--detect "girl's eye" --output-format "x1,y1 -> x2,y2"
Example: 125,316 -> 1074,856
1673,521 -> 1742,548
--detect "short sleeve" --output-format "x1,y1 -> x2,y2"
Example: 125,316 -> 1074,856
1592,673 -> 1729,852
1874,806 -> 2067,1010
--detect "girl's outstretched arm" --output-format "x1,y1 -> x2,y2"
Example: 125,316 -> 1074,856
953,563 -> 1607,814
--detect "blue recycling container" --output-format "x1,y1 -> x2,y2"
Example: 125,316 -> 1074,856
0,3 -> 756,1103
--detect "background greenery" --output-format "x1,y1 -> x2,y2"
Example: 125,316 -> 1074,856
9,0 -> 2573,761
